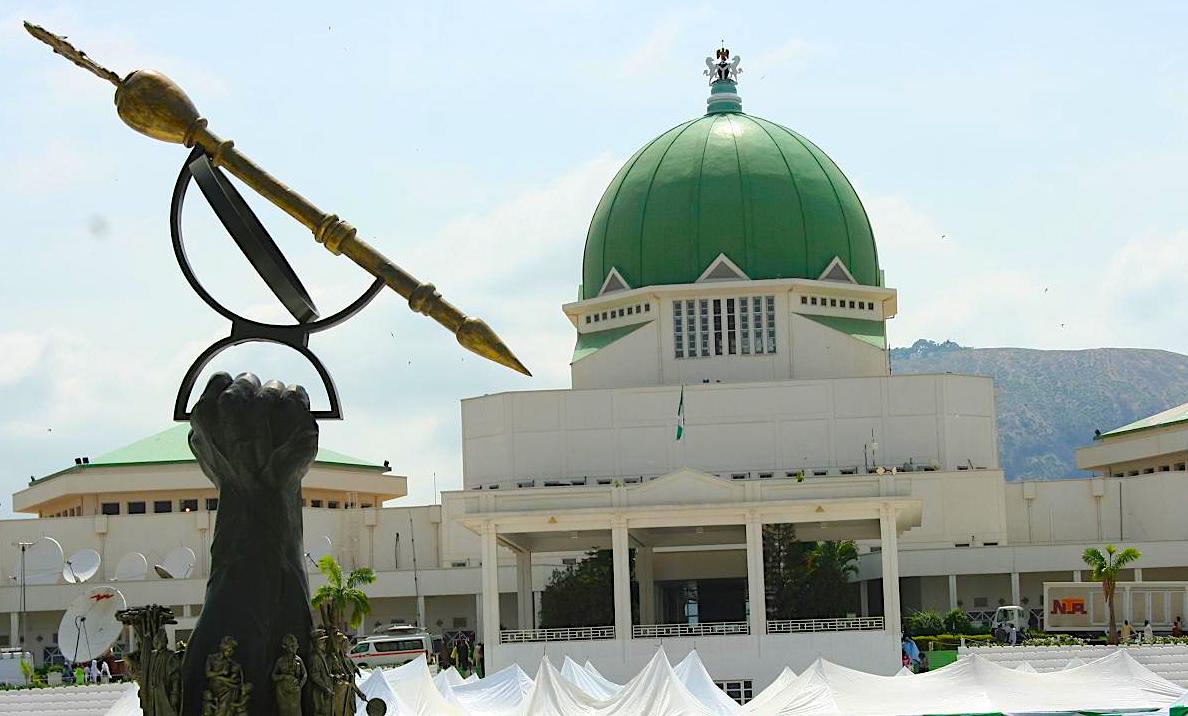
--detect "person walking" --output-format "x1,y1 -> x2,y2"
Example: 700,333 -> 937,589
1143,619 -> 1154,643
1173,616 -> 1183,638
1007,623 -> 1018,645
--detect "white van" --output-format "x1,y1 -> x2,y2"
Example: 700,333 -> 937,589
347,626 -> 436,670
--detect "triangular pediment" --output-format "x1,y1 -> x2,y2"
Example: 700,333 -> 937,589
630,468 -> 740,506
697,253 -> 749,283
598,267 -> 631,295
818,257 -> 857,284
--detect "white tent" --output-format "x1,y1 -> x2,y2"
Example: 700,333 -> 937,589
561,656 -> 622,700
449,662 -> 535,715
894,666 -> 913,677
381,655 -> 465,715
520,658 -> 602,715
672,650 -> 741,714
741,667 -> 797,713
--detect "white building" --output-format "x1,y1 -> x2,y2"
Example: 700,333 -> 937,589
4,54 -> 1188,697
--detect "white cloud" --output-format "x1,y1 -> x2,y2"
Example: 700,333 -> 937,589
0,334 -> 44,387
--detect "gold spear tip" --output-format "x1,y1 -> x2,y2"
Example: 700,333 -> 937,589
457,318 -> 532,376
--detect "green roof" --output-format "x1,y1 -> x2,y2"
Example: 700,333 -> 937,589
571,321 -> 650,363
36,424 -> 386,483
802,314 -> 886,350
1098,400 -> 1188,440
581,89 -> 878,300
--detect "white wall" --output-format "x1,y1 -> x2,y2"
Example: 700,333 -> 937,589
462,374 -> 998,488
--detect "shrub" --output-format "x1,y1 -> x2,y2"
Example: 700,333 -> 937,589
942,608 -> 974,635
906,610 -> 945,637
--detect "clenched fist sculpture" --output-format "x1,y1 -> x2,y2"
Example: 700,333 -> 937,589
182,373 -> 319,716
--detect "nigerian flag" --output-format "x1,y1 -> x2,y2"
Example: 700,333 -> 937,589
675,385 -> 686,440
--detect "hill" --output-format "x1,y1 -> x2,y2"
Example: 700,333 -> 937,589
889,340 -> 1188,480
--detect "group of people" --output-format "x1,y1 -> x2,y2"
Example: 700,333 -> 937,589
900,636 -> 930,673
1117,617 -> 1178,643
439,635 -> 484,679
69,658 -> 113,684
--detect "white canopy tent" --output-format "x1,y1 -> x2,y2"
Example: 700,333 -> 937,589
98,647 -> 1185,716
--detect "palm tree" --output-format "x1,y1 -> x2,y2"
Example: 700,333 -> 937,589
311,554 -> 377,633
1082,544 -> 1141,645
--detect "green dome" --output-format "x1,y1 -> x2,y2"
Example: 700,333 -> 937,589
582,100 -> 879,300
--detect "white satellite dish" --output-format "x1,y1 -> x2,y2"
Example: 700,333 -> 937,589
23,537 -> 64,585
58,586 -> 126,663
113,552 -> 149,582
153,546 -> 196,579
63,548 -> 102,584
304,536 -> 332,569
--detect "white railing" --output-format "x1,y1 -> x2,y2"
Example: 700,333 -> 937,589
499,626 -> 616,643
766,616 -> 885,633
632,622 -> 750,639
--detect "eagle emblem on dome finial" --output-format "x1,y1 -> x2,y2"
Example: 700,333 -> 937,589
704,46 -> 741,85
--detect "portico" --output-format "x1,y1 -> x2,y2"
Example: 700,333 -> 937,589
451,468 -> 921,684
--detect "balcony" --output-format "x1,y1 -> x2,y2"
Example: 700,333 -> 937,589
766,616 -> 885,633
499,626 -> 616,644
632,622 -> 750,639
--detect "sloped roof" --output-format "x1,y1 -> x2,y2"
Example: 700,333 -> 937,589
1098,399 -> 1188,440
35,424 -> 386,483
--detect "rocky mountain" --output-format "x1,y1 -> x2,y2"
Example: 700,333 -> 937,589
889,340 -> 1188,480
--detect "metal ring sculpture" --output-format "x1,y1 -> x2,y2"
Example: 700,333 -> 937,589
170,146 -> 383,420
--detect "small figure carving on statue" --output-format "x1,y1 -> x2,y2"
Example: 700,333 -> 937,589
148,629 -> 183,716
202,636 -> 251,716
306,629 -> 336,716
272,633 -> 307,716
118,605 -> 178,716
328,628 -> 360,716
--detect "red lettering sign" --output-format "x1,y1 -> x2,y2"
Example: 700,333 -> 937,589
1051,598 -> 1086,615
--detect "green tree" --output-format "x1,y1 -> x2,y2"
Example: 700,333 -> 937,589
906,609 -> 945,636
311,555 -> 376,633
942,607 -> 974,635
1082,544 -> 1142,645
763,527 -> 859,620
539,549 -> 636,628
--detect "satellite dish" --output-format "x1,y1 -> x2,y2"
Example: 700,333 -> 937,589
23,537 -> 64,585
58,586 -> 126,663
113,552 -> 149,582
63,549 -> 102,584
304,536 -> 332,569
153,546 -> 196,579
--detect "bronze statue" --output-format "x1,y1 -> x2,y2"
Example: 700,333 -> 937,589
272,634 -> 306,716
118,605 -> 179,716
306,630 -> 335,716
202,636 -> 251,716
328,629 -> 359,716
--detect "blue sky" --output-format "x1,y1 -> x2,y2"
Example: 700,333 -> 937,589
2,2 -> 1188,512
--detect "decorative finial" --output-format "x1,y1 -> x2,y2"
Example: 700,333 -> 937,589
703,46 -> 741,85
703,46 -> 743,114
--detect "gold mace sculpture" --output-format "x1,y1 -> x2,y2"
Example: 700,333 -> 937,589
24,21 -> 530,377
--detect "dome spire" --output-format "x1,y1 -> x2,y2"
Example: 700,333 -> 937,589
704,45 -> 742,114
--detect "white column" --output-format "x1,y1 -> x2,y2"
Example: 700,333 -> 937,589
516,550 -> 533,630
860,583 -> 870,617
533,591 -> 542,630
611,518 -> 631,640
948,574 -> 959,611
636,546 -> 655,625
8,613 -> 16,647
1134,568 -> 1144,582
1010,572 -> 1021,606
880,505 -> 902,646
1073,570 -> 1082,582
480,523 -> 500,651
745,514 -> 767,636
416,595 -> 426,629
474,593 -> 483,636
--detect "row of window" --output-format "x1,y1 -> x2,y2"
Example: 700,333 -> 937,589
673,296 -> 776,359
97,497 -> 372,515
584,302 -> 651,325
800,294 -> 876,311
1112,463 -> 1187,477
